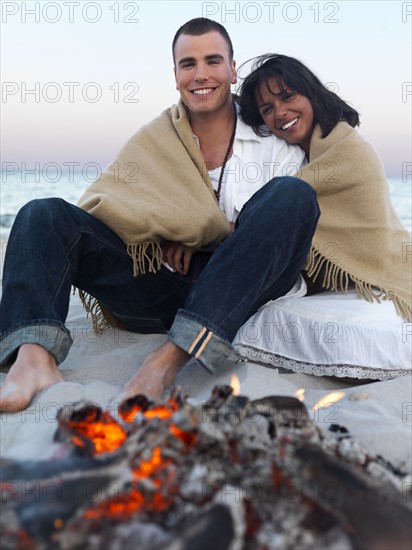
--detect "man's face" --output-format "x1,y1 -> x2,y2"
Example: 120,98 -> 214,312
173,31 -> 236,117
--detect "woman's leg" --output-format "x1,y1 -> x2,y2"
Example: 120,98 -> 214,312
168,177 -> 320,373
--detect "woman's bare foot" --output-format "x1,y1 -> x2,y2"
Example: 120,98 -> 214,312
118,341 -> 190,403
0,344 -> 64,413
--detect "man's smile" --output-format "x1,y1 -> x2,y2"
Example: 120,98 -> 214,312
191,87 -> 217,95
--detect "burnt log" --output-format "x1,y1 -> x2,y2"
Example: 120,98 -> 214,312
165,504 -> 235,550
290,443 -> 412,550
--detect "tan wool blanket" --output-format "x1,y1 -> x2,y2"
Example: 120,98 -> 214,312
299,122 -> 411,320
78,100 -> 230,276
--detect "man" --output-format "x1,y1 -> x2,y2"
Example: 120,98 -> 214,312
0,18 -> 318,412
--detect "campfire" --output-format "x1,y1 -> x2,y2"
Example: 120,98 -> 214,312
1,384 -> 411,549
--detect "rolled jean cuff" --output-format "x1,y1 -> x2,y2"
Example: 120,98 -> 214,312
0,322 -> 73,366
168,309 -> 237,374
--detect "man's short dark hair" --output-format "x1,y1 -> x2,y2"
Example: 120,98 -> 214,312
172,18 -> 234,64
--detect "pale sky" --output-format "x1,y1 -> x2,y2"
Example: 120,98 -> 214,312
1,0 -> 411,177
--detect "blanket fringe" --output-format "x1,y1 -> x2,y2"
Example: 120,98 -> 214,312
76,289 -> 110,334
75,242 -> 163,333
127,242 -> 163,277
305,246 -> 412,321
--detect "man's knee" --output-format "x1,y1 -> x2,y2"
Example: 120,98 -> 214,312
18,197 -> 67,219
16,198 -> 77,231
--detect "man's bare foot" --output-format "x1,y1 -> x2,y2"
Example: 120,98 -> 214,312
118,341 -> 190,403
0,344 -> 64,413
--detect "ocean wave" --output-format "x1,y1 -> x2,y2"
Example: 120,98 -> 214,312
0,214 -> 15,228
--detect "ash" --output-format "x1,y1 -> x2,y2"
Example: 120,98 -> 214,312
1,386 -> 411,550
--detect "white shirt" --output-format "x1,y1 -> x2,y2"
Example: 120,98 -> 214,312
164,110 -> 306,272
195,107 -> 306,222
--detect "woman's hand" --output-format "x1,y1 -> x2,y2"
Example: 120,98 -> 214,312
162,241 -> 195,275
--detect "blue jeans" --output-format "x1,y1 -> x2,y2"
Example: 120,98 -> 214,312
0,177 -> 319,373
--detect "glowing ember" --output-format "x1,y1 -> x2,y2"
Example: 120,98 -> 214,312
143,400 -> 179,420
53,518 -> 64,530
133,447 -> 163,478
230,375 -> 241,396
312,391 -> 346,411
119,398 -> 180,423
63,411 -> 127,455
294,389 -> 305,402
65,400 -> 189,519
84,488 -> 144,519
169,424 -> 198,446
63,397 -> 190,461
5,387 -> 409,550
84,446 -> 175,519
119,403 -> 143,423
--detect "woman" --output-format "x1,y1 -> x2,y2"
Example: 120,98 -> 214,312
239,54 -> 360,157
235,54 -> 411,379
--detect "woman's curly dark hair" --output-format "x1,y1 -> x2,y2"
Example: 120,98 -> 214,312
238,54 -> 360,138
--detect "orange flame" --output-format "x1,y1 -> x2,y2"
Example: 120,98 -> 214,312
294,389 -> 305,402
312,391 -> 345,410
230,375 -> 241,396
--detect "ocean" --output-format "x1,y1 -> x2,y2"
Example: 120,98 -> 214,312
0,172 -> 411,239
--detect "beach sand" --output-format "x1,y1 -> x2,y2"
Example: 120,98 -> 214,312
0,237 -> 411,472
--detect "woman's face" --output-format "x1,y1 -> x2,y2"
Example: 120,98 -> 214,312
256,79 -> 314,156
